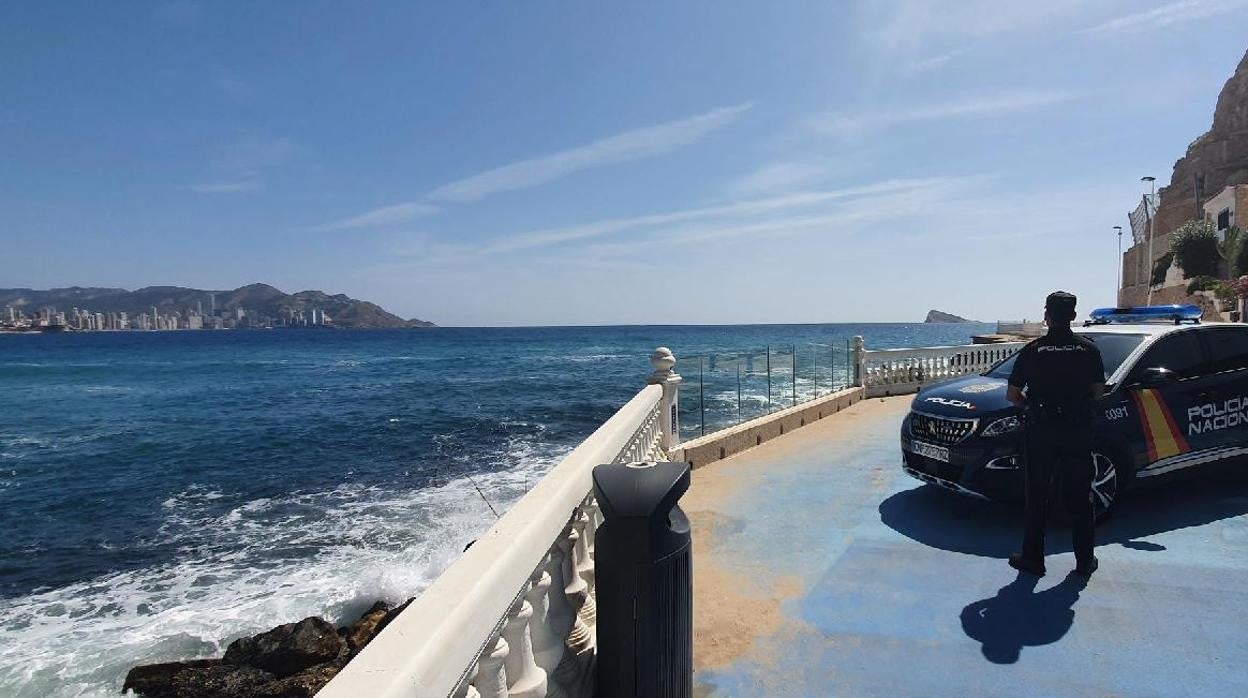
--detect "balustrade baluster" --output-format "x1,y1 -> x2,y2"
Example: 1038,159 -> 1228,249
573,508 -> 596,596
526,558 -> 564,677
453,664 -> 481,698
564,525 -> 596,627
582,497 -> 601,561
501,585 -> 547,698
548,525 -> 595,697
474,633 -> 510,698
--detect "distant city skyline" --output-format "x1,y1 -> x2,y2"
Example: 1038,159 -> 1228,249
3,2 -> 1248,325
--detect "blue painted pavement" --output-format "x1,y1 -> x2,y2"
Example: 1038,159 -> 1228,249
687,396 -> 1248,697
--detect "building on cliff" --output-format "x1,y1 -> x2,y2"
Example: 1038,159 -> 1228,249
1119,48 -> 1248,317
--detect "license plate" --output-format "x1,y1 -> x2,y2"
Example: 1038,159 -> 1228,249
910,440 -> 950,462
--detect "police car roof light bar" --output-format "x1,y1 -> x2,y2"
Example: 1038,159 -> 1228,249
1086,305 -> 1202,326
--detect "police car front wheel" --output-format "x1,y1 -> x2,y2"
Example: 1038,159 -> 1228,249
1090,450 -> 1122,522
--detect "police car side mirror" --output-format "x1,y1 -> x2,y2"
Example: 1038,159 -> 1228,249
1138,366 -> 1178,387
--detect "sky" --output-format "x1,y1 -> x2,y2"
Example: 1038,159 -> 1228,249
3,1 -> 1248,326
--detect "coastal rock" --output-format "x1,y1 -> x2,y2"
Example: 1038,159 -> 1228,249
223,617 -> 345,678
125,600 -> 416,697
169,665 -> 277,698
344,601 -> 391,652
924,310 -> 975,323
123,659 -> 222,697
253,662 -> 343,697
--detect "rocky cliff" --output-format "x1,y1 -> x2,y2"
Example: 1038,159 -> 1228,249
1153,48 -> 1248,237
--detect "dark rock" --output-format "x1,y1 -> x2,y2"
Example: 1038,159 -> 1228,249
344,601 -> 391,652
123,659 -> 222,697
223,617 -> 345,678
170,664 -> 276,698
253,662 -> 343,698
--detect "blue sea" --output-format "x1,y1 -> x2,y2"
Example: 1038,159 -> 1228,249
0,323 -> 990,696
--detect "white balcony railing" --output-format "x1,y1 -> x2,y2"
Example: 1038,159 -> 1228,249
319,349 -> 681,698
857,341 -> 1024,397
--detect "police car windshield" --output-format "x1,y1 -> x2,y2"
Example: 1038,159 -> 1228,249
985,333 -> 1147,382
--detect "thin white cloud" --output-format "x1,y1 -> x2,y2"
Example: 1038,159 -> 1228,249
428,102 -> 754,202
313,202 -> 439,232
864,1 -> 1086,57
810,90 -> 1086,138
482,177 -> 971,254
540,179 -> 968,265
728,161 -> 837,194
185,181 -> 261,194
901,49 -> 966,76
1083,0 -> 1248,36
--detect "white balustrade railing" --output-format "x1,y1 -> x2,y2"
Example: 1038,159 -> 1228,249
319,348 -> 680,698
858,341 -> 1024,397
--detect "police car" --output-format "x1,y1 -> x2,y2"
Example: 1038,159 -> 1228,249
900,305 -> 1248,520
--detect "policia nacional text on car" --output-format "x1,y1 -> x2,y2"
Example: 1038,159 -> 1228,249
1006,292 -> 1105,579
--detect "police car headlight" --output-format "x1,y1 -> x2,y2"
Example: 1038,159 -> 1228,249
981,415 -> 1023,437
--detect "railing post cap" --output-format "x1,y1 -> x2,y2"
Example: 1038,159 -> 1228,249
650,346 -> 675,370
647,347 -> 680,384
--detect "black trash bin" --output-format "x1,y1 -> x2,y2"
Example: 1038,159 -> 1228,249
592,461 -> 692,698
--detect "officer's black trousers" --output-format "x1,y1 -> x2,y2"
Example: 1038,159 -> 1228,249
1021,416 -> 1095,564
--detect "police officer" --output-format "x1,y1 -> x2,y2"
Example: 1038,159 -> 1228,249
1006,291 -> 1105,579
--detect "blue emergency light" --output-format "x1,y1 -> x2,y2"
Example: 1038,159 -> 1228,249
1086,304 -> 1202,325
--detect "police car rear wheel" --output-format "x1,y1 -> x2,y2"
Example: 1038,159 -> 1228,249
1090,451 -> 1119,522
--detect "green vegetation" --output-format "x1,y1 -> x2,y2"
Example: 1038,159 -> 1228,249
1214,280 -> 1239,305
1169,220 -> 1221,279
1217,225 -> 1242,268
1186,275 -> 1221,294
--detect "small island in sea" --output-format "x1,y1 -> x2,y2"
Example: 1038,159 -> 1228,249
924,309 -> 977,323
0,283 -> 434,331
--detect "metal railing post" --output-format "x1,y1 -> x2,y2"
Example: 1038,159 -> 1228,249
791,344 -> 797,407
766,346 -> 772,413
699,355 -> 705,437
812,344 -> 818,398
736,361 -> 742,424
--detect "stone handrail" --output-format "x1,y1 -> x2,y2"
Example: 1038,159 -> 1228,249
319,349 -> 681,698
858,341 -> 1024,397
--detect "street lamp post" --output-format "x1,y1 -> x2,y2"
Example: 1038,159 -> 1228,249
1114,225 -> 1123,305
1142,176 -> 1157,305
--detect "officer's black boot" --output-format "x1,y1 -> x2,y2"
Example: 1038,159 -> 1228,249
1074,556 -> 1098,579
1008,553 -> 1046,577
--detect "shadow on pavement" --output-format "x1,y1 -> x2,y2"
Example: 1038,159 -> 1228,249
960,572 -> 1086,664
879,467 -> 1248,557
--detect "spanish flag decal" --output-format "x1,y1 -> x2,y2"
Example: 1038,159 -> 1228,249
1130,389 -> 1190,462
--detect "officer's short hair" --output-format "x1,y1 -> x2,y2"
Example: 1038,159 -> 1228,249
1046,291 -> 1077,323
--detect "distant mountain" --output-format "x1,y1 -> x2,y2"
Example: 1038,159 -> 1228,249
924,310 -> 976,323
0,284 -> 435,328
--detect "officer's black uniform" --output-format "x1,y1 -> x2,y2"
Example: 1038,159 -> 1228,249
1007,292 -> 1105,578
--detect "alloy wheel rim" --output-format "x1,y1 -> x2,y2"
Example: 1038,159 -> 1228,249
1091,452 -> 1118,514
